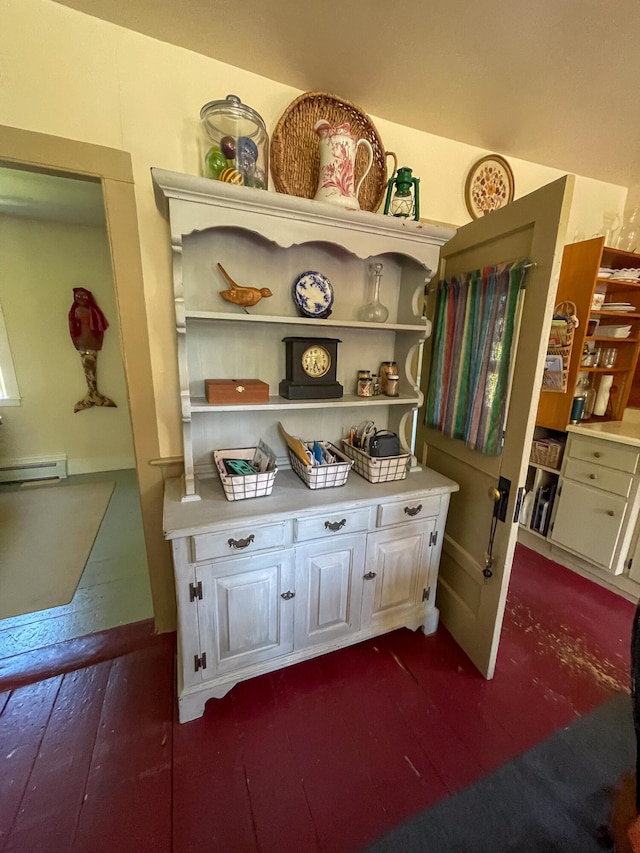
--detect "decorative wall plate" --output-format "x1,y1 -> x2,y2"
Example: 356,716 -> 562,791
464,155 -> 515,219
292,270 -> 334,319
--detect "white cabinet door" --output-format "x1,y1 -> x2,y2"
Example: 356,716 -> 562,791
294,534 -> 366,649
550,480 -> 627,571
362,520 -> 435,631
197,550 -> 295,677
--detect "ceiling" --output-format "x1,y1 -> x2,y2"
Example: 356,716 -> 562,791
50,0 -> 640,189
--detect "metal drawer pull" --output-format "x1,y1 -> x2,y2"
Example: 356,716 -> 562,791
607,510 -> 615,517
363,571 -> 377,580
594,451 -> 601,458
589,474 -> 597,480
281,590 -> 295,600
404,504 -> 423,517
325,518 -> 347,531
228,534 -> 255,549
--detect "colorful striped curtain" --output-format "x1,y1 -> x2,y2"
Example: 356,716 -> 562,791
424,260 -> 528,455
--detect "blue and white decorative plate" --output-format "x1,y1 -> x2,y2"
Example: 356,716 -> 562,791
292,271 -> 334,319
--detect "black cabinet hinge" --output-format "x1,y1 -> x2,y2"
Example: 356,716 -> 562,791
628,558 -> 633,572
189,581 -> 203,602
194,652 -> 207,672
422,586 -> 431,602
429,531 -> 438,547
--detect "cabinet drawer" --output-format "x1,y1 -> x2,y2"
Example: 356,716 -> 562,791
294,507 -> 371,542
563,459 -> 633,497
377,495 -> 441,528
191,521 -> 287,562
568,435 -> 639,473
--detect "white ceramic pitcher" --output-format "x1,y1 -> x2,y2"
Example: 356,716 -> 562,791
313,120 -> 373,210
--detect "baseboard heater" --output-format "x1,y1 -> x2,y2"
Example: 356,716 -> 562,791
0,454 -> 68,483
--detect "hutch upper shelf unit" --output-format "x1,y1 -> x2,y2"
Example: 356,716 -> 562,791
537,237 -> 640,432
151,169 -> 455,500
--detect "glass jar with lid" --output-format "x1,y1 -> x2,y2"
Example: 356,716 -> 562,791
357,369 -> 373,397
200,94 -> 269,189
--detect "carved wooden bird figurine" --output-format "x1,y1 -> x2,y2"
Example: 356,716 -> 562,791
217,263 -> 272,310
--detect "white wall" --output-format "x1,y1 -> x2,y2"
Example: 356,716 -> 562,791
0,213 -> 136,473
0,0 -> 629,457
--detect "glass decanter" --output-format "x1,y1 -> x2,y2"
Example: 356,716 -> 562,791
616,207 -> 640,252
358,262 -> 389,323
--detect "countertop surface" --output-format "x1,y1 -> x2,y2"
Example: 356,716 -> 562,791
567,418 -> 640,447
163,467 -> 460,539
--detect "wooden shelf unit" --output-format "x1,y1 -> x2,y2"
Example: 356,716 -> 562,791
537,237 -> 640,431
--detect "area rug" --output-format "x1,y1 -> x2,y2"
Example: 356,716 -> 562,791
0,481 -> 115,620
363,693 -> 635,852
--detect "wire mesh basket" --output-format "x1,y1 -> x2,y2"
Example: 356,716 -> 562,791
214,443 -> 277,501
288,441 -> 353,489
543,301 -> 577,393
340,439 -> 410,483
542,346 -> 571,391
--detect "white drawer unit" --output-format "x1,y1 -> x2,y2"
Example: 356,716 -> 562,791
563,458 -> 633,498
376,494 -> 441,528
567,434 -> 639,474
165,469 -> 457,722
294,507 -> 372,542
191,520 -> 289,562
548,431 -> 640,576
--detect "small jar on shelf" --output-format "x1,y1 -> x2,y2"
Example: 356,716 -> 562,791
357,370 -> 373,397
385,373 -> 400,397
379,361 -> 398,395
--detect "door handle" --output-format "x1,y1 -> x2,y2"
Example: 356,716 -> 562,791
489,477 -> 511,523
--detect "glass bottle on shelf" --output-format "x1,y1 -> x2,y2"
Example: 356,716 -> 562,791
574,373 -> 596,421
616,208 -> 640,252
570,375 -> 587,423
582,384 -> 597,420
358,262 -> 389,323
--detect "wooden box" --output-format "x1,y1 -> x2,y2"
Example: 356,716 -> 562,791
205,379 -> 269,405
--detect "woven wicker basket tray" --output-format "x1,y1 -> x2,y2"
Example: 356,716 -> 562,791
271,91 -> 396,213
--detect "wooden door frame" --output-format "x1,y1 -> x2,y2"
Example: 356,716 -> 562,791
0,124 -> 175,631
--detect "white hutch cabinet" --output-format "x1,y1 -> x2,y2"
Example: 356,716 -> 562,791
152,170 -> 459,722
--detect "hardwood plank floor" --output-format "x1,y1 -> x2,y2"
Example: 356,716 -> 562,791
0,545 -> 635,853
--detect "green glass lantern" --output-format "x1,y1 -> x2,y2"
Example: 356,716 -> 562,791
384,166 -> 420,220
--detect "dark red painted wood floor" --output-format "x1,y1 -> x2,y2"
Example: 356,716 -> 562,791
0,545 -> 635,853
